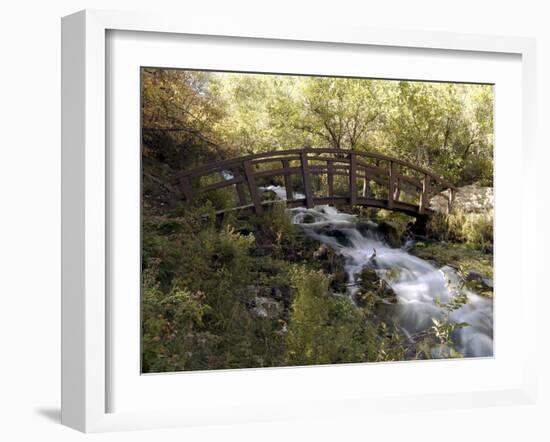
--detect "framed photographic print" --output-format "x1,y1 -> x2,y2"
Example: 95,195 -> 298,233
61,9 -> 537,432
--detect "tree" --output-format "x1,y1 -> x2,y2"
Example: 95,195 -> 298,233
295,77 -> 387,150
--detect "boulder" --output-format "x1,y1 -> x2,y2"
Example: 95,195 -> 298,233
300,213 -> 316,224
359,267 -> 380,288
356,221 -> 378,238
356,267 -> 398,305
313,226 -> 352,247
251,296 -> 284,319
431,184 -> 493,214
377,221 -> 402,248
356,220 -> 402,248
270,284 -> 291,307
463,268 -> 493,293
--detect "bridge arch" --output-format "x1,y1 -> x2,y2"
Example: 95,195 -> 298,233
173,148 -> 455,217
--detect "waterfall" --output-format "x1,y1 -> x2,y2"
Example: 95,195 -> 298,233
267,187 -> 493,359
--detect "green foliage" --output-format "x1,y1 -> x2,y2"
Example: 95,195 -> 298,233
141,68 -> 493,191
285,268 -> 367,365
415,290 -> 470,360
256,201 -> 295,248
384,82 -> 493,186
142,263 -> 214,373
193,176 -> 238,211
141,68 -> 231,171
427,209 -> 493,252
461,212 -> 493,252
141,212 -> 291,372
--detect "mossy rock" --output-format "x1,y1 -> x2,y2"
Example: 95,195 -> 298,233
354,290 -> 377,309
314,244 -> 347,291
356,267 -> 398,305
410,241 -> 493,279
356,221 -> 378,237
313,225 -> 352,247
356,220 -> 402,248
300,213 -> 316,224
462,268 -> 493,297
377,221 -> 402,248
359,267 -> 380,288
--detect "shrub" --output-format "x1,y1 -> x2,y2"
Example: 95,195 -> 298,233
248,201 -> 295,255
285,268 -> 367,366
141,213 -> 291,372
193,174 -> 238,211
427,208 -> 493,252
462,211 -> 493,252
141,262 -> 215,373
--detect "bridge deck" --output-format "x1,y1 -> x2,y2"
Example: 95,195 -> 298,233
214,197 -> 427,218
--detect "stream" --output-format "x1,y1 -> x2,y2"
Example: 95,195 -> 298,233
260,184 -> 494,359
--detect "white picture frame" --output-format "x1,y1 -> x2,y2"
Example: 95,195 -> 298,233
61,9 -> 537,433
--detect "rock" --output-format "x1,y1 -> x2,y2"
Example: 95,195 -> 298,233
327,251 -> 348,290
356,221 -> 378,238
313,225 -> 352,247
270,284 -> 291,307
300,213 -> 316,224
431,184 -> 493,214
356,267 -> 398,305
359,267 -> 380,288
241,284 -> 260,305
260,189 -> 279,201
313,244 -> 330,260
356,220 -> 402,248
378,279 -> 398,303
464,269 -> 485,282
354,290 -> 377,309
463,269 -> 493,293
377,221 -> 402,248
250,296 -> 284,319
245,285 -> 259,297
251,305 -> 268,318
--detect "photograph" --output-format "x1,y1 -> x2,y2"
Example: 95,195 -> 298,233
140,68 -> 494,373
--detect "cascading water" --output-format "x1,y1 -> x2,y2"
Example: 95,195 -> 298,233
265,186 -> 493,359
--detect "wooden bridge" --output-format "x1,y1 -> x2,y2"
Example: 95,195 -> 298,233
174,148 -> 455,217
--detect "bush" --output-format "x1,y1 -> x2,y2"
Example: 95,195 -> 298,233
141,262 -> 215,373
247,201 -> 296,255
427,209 -> 493,252
285,268 -> 367,366
142,216 -> 289,372
462,212 -> 493,252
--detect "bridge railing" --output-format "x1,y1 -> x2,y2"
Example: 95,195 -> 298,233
172,148 -> 456,216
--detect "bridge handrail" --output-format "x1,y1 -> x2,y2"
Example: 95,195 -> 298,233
172,148 -> 455,190
173,147 -> 456,216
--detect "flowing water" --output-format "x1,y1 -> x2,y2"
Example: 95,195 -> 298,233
258,185 -> 493,359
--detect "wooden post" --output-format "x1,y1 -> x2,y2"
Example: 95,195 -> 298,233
179,177 -> 193,202
232,166 -> 247,206
394,178 -> 401,201
282,159 -> 293,201
349,153 -> 357,205
243,160 -> 263,214
388,161 -> 396,209
419,173 -> 430,214
300,152 -> 314,208
327,159 -> 334,198
447,187 -> 455,214
363,169 -> 370,198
